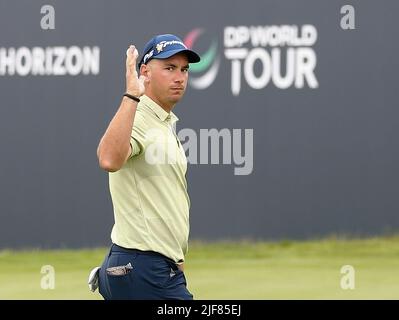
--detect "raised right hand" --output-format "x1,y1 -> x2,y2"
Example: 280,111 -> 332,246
125,45 -> 145,97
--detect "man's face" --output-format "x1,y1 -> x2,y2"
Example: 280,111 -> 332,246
141,53 -> 189,110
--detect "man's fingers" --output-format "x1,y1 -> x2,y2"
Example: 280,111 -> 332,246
126,45 -> 140,77
126,45 -> 139,61
126,45 -> 135,56
125,46 -> 144,96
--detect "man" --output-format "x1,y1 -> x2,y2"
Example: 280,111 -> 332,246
95,34 -> 200,300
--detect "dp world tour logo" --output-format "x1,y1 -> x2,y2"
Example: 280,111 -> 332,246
183,28 -> 220,89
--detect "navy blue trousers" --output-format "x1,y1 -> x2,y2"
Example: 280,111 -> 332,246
98,244 -> 193,300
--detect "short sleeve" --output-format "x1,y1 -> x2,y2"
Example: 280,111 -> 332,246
128,111 -> 147,159
129,137 -> 143,158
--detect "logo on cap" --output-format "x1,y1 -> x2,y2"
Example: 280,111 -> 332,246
143,50 -> 154,64
156,43 -> 164,53
155,40 -> 187,54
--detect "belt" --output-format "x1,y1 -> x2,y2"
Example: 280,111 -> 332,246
112,243 -> 183,271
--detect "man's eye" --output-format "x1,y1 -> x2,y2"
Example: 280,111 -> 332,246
182,69 -> 189,73
166,67 -> 174,71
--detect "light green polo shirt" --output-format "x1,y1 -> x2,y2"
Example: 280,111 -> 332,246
109,95 -> 190,263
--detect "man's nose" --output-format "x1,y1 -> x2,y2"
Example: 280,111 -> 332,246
174,71 -> 185,83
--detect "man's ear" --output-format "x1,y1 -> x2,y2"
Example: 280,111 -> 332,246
140,64 -> 150,83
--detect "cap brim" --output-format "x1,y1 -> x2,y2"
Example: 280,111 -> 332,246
154,49 -> 201,63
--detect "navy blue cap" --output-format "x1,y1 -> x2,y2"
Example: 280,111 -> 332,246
138,34 -> 200,68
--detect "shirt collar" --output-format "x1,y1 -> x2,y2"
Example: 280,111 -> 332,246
140,95 -> 179,124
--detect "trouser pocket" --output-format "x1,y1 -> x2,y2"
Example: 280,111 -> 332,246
99,251 -> 138,300
106,271 -> 134,299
